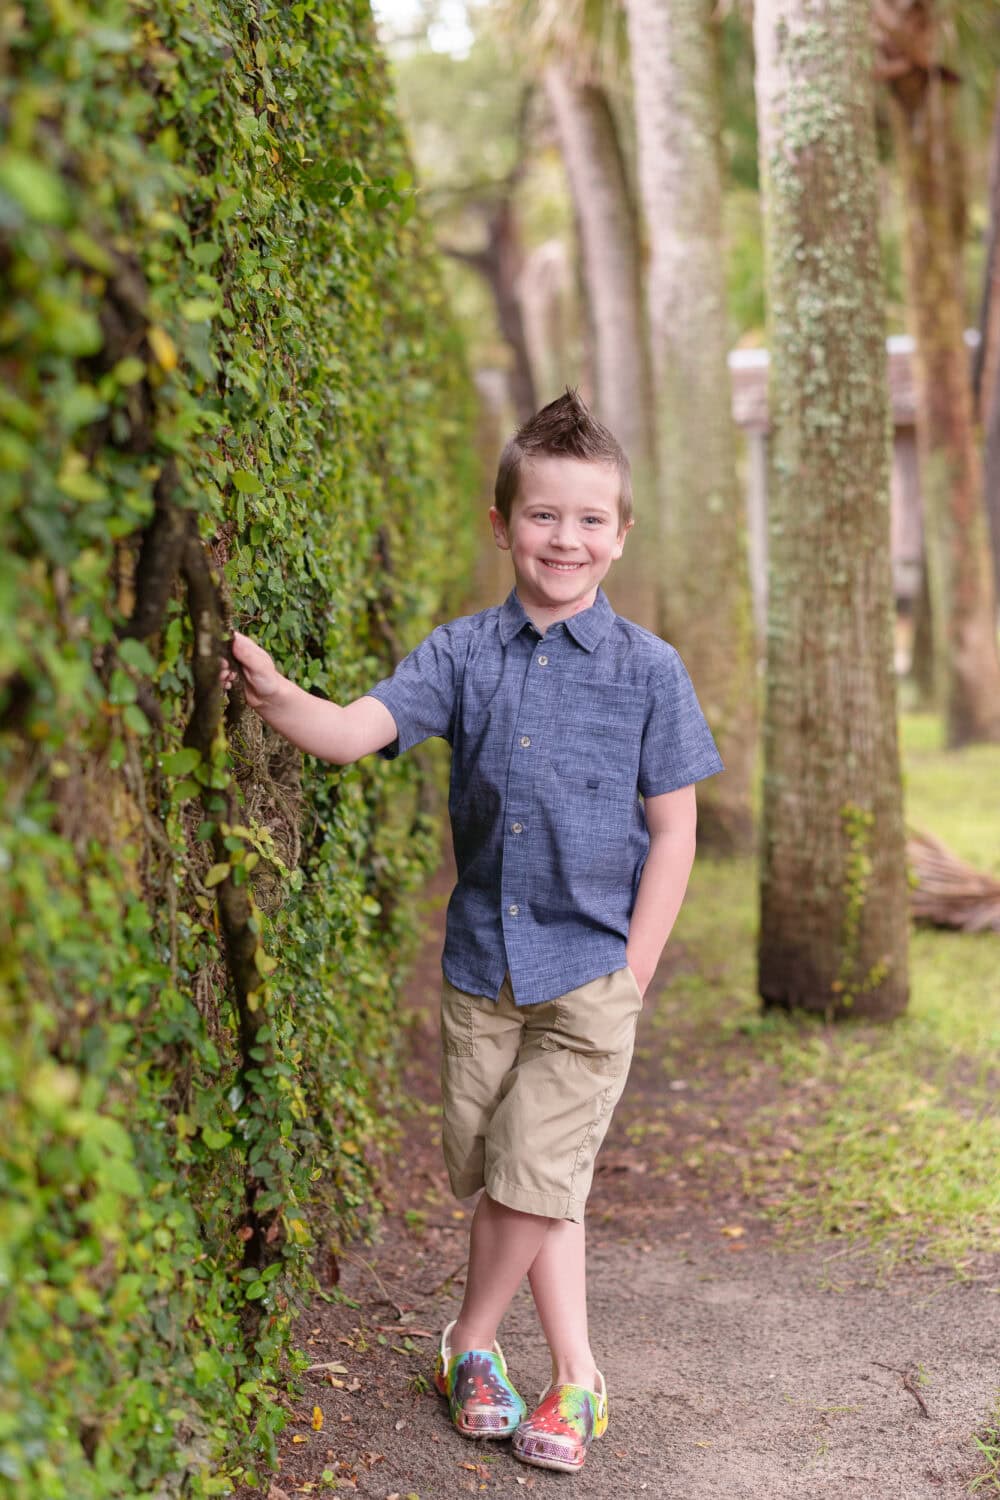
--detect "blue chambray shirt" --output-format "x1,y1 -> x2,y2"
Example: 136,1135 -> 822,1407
367,588 -> 723,1006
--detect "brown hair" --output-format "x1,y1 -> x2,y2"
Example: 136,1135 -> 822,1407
494,389 -> 632,529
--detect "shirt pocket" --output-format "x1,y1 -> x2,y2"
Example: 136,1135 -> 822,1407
550,679 -> 645,792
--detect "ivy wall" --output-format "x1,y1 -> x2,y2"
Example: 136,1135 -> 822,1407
0,0 -> 476,1494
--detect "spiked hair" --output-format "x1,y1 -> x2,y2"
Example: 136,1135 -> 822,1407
494,389 -> 632,530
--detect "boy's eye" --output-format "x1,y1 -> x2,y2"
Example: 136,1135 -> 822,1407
582,515 -> 606,526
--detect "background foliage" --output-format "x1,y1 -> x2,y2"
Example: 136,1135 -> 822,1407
0,0 -> 476,1493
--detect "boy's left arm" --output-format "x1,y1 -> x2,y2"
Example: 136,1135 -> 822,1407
625,784 -> 698,998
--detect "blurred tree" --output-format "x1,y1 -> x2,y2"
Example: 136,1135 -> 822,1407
439,96 -> 539,423
755,0 -> 909,1018
541,59 -> 659,627
975,80 -> 1000,604
387,8 -> 540,419
876,0 -> 1000,744
624,0 -> 756,850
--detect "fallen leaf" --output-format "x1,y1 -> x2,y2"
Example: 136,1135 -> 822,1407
394,1418 -> 406,1431
311,1405 -> 323,1431
720,1225 -> 745,1238
306,1361 -> 348,1373
346,1377 -> 362,1392
291,1434 -> 308,1444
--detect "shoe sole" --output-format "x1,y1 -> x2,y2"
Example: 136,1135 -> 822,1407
436,1387 -> 522,1440
512,1444 -> 586,1474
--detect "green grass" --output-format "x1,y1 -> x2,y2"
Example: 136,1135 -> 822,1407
660,715 -> 1000,1267
971,1400 -> 1000,1494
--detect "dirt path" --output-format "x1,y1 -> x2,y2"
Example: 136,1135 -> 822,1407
250,880 -> 999,1500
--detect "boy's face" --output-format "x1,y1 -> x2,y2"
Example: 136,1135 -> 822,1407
489,455 -> 631,623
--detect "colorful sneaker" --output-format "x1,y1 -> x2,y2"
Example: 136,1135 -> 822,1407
511,1371 -> 609,1473
434,1320 -> 527,1439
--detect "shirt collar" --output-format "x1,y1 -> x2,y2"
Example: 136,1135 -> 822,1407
498,588 -> 616,652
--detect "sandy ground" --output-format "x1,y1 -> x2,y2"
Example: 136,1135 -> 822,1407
244,879 -> 1000,1500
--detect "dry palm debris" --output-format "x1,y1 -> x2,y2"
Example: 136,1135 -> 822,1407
907,830 -> 1000,933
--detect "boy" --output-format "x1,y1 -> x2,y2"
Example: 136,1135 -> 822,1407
224,391 -> 723,1474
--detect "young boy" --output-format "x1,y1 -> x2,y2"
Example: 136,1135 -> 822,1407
224,391 -> 723,1474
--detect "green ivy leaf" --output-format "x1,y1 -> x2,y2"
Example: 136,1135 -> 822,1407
118,638 -> 157,675
180,297 -> 220,322
161,747 -> 201,776
123,704 -> 152,736
0,151 -> 71,224
231,470 -> 263,494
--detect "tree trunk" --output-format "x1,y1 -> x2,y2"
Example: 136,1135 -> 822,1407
543,62 -> 659,631
877,2 -> 1000,746
624,0 -> 757,852
446,199 -> 538,424
754,0 -> 909,1019
976,81 -> 1000,609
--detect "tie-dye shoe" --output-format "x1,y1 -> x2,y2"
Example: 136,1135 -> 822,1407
511,1371 -> 609,1473
434,1320 -> 527,1439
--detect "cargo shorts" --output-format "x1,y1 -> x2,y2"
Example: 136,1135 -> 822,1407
439,966 -> 643,1222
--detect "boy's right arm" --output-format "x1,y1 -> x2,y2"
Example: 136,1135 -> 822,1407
224,631 -> 398,765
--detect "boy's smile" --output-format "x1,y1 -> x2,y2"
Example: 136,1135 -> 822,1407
490,455 -> 631,630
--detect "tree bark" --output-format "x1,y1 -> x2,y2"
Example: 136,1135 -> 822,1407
445,197 -> 537,424
624,0 -> 757,851
877,1 -> 1000,745
543,62 -> 659,631
976,81 -> 1000,609
754,0 -> 909,1019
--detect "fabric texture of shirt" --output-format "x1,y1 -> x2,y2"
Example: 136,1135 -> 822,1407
367,588 -> 723,1006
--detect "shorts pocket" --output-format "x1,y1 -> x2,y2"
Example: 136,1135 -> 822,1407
578,1048 -> 630,1077
624,965 -> 644,1006
440,982 -> 476,1057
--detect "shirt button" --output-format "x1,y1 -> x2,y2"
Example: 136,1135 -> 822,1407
537,655 -> 548,666
520,735 -> 531,748
508,904 -> 519,916
511,822 -> 523,834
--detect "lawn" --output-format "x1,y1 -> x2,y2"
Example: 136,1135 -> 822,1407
661,712 -> 1000,1267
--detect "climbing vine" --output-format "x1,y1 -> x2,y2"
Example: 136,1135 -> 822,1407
0,1 -> 476,1494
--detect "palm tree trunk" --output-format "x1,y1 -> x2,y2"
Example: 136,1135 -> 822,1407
877,1 -> 1000,745
754,0 -> 909,1019
543,62 -> 659,630
624,0 -> 756,851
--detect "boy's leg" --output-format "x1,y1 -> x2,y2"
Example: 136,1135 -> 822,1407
450,1193 -> 551,1355
451,1204 -> 595,1385
527,1217 -> 596,1387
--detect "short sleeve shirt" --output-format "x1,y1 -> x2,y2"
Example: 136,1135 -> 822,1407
367,588 -> 723,1006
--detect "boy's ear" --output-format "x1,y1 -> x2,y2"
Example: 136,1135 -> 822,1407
489,506 -> 511,551
612,518 -> 634,560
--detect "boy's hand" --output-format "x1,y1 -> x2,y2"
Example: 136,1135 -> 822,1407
221,631 -> 285,711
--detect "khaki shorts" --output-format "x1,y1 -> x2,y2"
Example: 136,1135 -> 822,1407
440,967 -> 643,1222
